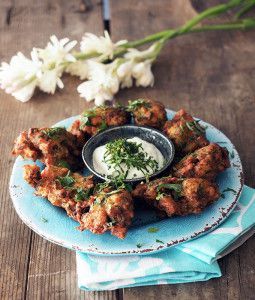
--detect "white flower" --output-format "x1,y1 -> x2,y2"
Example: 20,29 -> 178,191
77,61 -> 119,105
80,31 -> 127,60
132,60 -> 154,87
37,35 -> 77,68
0,50 -> 41,102
116,61 -> 134,88
38,69 -> 64,94
65,60 -> 89,80
36,35 -> 77,94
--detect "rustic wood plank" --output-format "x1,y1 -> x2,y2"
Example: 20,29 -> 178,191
0,0 -> 117,299
110,0 -> 255,299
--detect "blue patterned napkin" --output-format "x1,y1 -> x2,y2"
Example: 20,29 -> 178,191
76,185 -> 255,291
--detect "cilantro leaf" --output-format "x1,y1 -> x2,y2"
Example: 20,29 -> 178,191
57,171 -> 75,188
147,227 -> 159,233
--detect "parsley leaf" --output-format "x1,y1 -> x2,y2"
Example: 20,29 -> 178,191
42,127 -> 65,140
57,160 -> 70,169
156,239 -> 164,244
74,187 -> 93,202
147,227 -> 159,233
136,243 -> 144,248
126,99 -> 150,111
57,171 -> 75,188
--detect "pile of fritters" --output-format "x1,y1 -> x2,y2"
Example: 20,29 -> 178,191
13,99 -> 231,239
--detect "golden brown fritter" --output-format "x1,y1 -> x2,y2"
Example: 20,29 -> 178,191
163,109 -> 209,155
132,176 -> 220,217
12,127 -> 82,170
79,185 -> 134,239
69,105 -> 130,145
23,165 -> 95,222
173,143 -> 230,180
127,99 -> 167,129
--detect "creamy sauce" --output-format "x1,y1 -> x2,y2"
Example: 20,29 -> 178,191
92,137 -> 164,179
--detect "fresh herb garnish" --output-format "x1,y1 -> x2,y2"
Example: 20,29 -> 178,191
186,120 -> 206,135
136,243 -> 144,248
98,120 -> 108,132
74,187 -> 93,202
41,217 -> 48,223
147,227 -> 159,233
103,138 -> 159,180
126,99 -> 150,111
80,109 -> 97,128
156,183 -> 182,200
57,171 -> 75,188
42,127 -> 65,140
57,160 -> 70,169
156,239 -> 164,244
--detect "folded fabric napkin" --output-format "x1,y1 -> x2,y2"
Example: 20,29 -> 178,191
76,185 -> 255,291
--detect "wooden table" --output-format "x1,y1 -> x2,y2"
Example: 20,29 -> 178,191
1,1 -> 255,299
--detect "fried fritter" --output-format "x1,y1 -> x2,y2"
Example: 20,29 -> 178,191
173,143 -> 230,180
127,99 -> 167,129
69,105 -> 130,145
23,165 -> 94,222
79,185 -> 134,239
132,176 -> 220,217
12,127 -> 82,170
163,109 -> 209,155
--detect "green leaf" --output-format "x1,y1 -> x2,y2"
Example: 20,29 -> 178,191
57,171 -> 75,188
41,217 -> 48,223
57,160 -> 70,169
42,127 -> 65,140
136,243 -> 144,248
98,120 -> 108,132
74,187 -> 93,202
156,239 -> 164,244
126,99 -> 150,111
147,227 -> 159,233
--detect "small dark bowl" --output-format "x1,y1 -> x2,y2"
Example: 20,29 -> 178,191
82,125 -> 175,183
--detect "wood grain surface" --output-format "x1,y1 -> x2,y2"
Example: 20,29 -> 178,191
0,0 -> 254,299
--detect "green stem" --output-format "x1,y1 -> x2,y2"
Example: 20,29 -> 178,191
112,18 -> 255,59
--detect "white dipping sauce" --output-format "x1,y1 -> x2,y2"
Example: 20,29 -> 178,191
92,137 -> 164,179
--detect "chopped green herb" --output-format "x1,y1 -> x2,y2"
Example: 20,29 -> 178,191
221,193 -> 225,199
136,243 -> 144,248
103,138 -> 159,180
42,127 -> 65,140
57,171 -> 75,188
186,120 -> 206,135
156,239 -> 164,244
98,120 -> 108,132
126,99 -> 150,111
80,110 -> 97,128
147,227 -> 159,233
41,217 -> 48,223
57,160 -> 70,169
156,183 -> 182,200
74,187 -> 93,202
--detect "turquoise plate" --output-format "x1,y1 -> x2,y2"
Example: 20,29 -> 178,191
9,110 -> 243,255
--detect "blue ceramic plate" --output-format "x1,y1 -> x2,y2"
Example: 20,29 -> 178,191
9,110 -> 243,255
